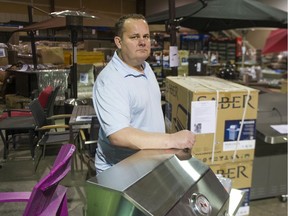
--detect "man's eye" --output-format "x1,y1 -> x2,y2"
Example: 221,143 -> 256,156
131,36 -> 139,40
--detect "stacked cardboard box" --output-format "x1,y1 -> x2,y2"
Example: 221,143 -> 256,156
0,44 -> 8,66
37,46 -> 64,65
177,50 -> 189,76
77,51 -> 105,64
62,50 -> 105,66
165,76 -> 259,216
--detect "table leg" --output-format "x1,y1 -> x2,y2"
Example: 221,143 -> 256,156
0,130 -> 8,160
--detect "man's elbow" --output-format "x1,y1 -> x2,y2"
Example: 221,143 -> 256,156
108,128 -> 139,149
108,134 -> 121,146
108,129 -> 128,146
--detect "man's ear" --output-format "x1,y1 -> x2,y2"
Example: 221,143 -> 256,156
114,36 -> 122,49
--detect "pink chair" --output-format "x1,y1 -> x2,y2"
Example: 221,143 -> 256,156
0,144 -> 76,216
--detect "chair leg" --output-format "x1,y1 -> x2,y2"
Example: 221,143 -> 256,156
12,134 -> 16,149
29,130 -> 35,159
33,145 -> 43,173
42,144 -> 46,159
77,139 -> 84,172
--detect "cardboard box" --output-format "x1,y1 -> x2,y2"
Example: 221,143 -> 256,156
77,51 -> 105,64
210,161 -> 253,189
37,46 -> 64,65
63,50 -> 72,66
77,64 -> 95,99
165,76 -> 259,164
0,46 -> 8,66
5,94 -> 30,109
177,65 -> 189,76
178,50 -> 189,67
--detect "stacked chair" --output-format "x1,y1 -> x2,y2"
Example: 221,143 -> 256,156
0,86 -> 60,161
79,116 -> 99,176
29,98 -> 79,170
0,144 -> 75,215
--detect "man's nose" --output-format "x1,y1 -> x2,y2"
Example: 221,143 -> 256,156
138,38 -> 147,45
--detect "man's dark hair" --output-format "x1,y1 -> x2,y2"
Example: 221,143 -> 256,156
115,14 -> 147,37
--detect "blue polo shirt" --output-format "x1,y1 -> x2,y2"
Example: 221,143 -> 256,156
93,51 -> 165,172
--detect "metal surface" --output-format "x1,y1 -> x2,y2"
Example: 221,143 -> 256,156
256,123 -> 288,144
86,149 -> 230,216
252,92 -> 287,199
256,92 -> 287,144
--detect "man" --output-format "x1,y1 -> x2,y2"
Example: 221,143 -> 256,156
93,14 -> 195,174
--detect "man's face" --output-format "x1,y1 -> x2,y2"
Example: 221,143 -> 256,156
115,18 -> 151,67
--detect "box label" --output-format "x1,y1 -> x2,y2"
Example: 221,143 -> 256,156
191,100 -> 216,134
223,140 -> 256,151
224,119 -> 256,141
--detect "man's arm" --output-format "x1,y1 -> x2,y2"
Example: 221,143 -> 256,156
109,127 -> 195,150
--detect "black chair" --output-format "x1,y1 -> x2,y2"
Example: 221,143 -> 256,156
29,98 -> 79,161
0,86 -> 60,154
1,85 -> 60,119
79,116 -> 99,176
0,115 -> 36,160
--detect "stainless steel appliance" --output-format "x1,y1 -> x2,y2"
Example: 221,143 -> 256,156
251,92 -> 287,200
86,149 -> 234,216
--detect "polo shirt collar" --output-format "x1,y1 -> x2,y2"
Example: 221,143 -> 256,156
112,51 -> 147,78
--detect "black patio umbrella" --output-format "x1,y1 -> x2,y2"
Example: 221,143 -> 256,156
147,0 -> 287,32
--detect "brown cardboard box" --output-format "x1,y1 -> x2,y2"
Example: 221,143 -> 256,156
0,57 -> 8,66
63,50 -> 72,66
178,50 -> 189,67
165,76 -> 259,164
177,66 -> 189,76
77,51 -> 105,64
0,45 -> 8,66
37,47 -> 64,65
210,160 -> 253,189
5,94 -> 30,109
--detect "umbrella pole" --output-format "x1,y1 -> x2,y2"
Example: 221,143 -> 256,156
27,5 -> 38,70
70,29 -> 78,99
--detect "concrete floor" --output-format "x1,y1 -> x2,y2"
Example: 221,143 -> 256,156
0,133 -> 287,215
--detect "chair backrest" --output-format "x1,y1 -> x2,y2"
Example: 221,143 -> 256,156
45,85 -> 60,117
23,144 -> 76,216
29,98 -> 48,128
88,116 -> 100,157
38,86 -> 53,109
90,116 -> 100,141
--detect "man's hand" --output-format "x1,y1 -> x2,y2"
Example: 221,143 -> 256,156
170,130 -> 196,149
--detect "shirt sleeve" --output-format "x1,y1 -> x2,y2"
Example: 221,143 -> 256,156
94,74 -> 131,137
